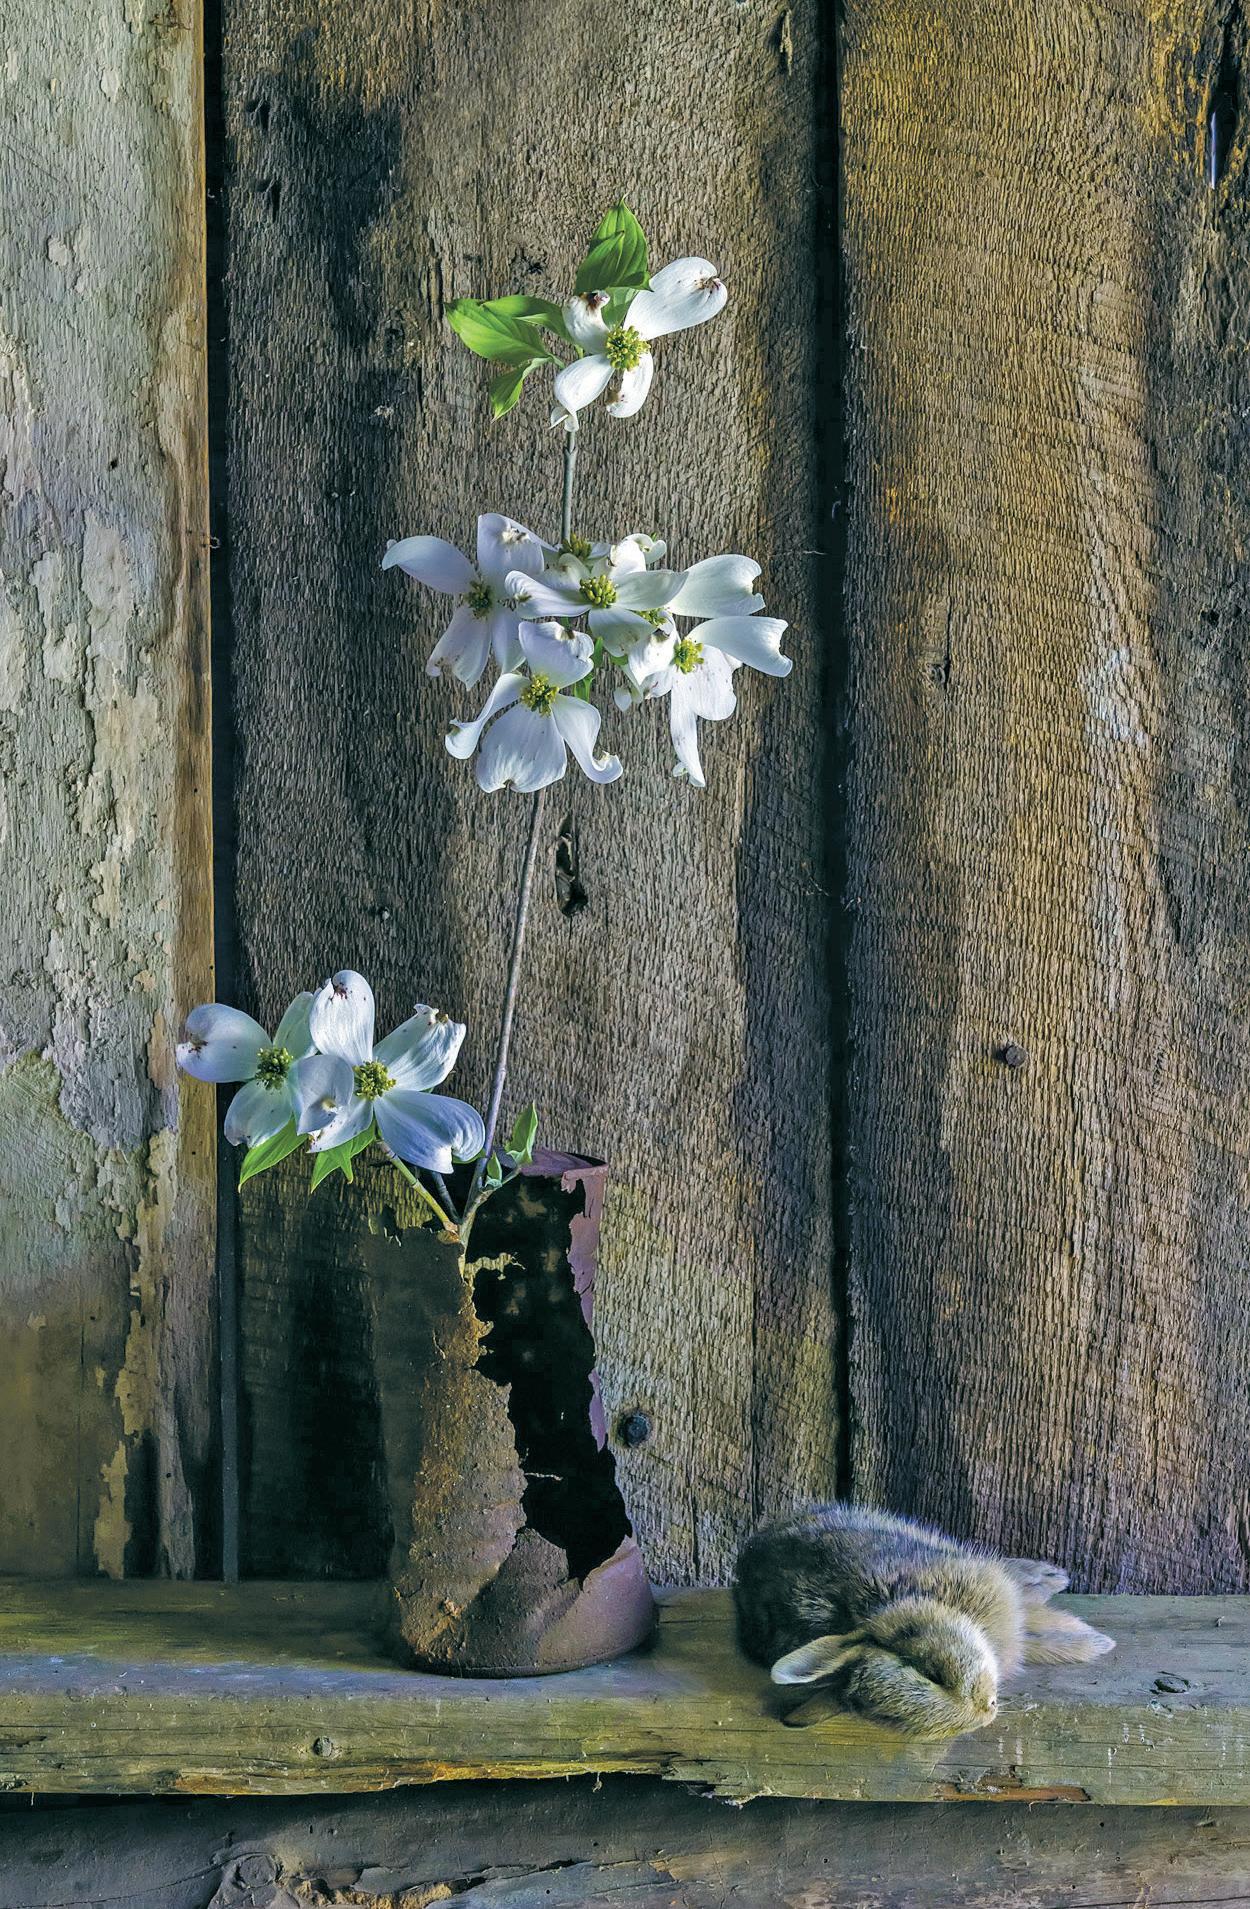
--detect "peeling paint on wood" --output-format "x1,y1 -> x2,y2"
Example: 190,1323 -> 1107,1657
0,3 -> 215,1572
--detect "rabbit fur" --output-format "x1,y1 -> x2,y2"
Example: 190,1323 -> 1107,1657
733,1502 -> 1115,1739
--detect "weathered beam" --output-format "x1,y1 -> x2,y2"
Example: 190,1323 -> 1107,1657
0,1581 -> 1243,1804
221,0 -> 837,1583
5,1784 -> 1250,1909
0,4 -> 215,1570
841,1 -> 1250,1587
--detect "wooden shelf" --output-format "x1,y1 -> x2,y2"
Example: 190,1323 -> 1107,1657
0,1581 -> 1242,1803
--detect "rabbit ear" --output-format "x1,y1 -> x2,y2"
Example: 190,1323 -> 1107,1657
1004,1557 -> 1070,1605
1022,1606 -> 1116,1665
770,1632 -> 864,1685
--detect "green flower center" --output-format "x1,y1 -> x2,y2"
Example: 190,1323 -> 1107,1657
672,637 -> 704,674
521,672 -> 559,716
560,535 -> 592,563
353,1060 -> 395,1101
579,574 -> 617,609
462,577 -> 494,618
640,607 -> 668,627
255,1045 -> 293,1089
604,325 -> 645,373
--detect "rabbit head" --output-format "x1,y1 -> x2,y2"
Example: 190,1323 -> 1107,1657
770,1596 -> 1001,1738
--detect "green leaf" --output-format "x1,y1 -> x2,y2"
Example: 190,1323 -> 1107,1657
489,358 -> 547,420
603,285 -> 640,328
575,203 -> 649,295
507,1103 -> 539,1166
478,295 -> 573,343
238,1119 -> 306,1189
445,299 -> 558,364
310,1123 -> 375,1190
485,1152 -> 504,1190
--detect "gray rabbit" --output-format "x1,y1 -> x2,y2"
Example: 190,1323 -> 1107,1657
734,1503 -> 1115,1739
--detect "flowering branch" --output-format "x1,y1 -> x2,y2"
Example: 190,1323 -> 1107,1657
175,202 -> 795,1242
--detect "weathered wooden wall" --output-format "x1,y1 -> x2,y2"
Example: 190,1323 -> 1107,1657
6,1785 -> 1250,1908
220,0 -> 837,1582
842,1 -> 1250,1588
0,5 -> 216,1572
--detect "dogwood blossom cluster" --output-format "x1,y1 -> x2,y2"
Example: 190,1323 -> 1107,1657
176,969 -> 485,1188
383,522 -> 792,791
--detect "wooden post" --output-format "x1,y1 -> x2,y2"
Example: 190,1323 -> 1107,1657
0,3 -> 215,1571
222,0 -> 838,1583
841,0 -> 1250,1588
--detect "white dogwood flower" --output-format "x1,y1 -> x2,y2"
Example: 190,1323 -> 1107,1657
552,258 -> 728,424
446,620 -> 623,793
176,994 -> 316,1146
507,537 -> 685,654
619,611 -> 794,789
289,970 -> 485,1171
382,513 -> 546,685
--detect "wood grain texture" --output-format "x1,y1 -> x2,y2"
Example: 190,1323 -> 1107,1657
841,1 -> 1250,1588
220,0 -> 836,1586
6,1787 -> 1250,1909
0,1580 -> 1242,1805
0,3 -> 215,1572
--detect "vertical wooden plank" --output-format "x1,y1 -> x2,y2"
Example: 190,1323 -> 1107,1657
842,0 -> 1250,1588
0,5 -> 215,1571
222,1 -> 835,1581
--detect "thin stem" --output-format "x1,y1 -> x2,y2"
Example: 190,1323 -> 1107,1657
379,1141 -> 457,1234
428,1168 -> 456,1219
466,783 -> 546,1211
462,430 -> 578,1226
561,431 -> 578,543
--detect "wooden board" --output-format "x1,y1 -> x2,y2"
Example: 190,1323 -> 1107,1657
0,1581 -> 1244,1805
6,1786 -> 1250,1909
0,2 -> 215,1571
220,0 -> 838,1583
840,1 -> 1250,1588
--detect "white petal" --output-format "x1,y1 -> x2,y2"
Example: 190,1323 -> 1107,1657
623,629 -> 677,691
308,971 -> 376,1065
476,703 -> 568,793
629,258 -> 727,340
477,514 -> 545,588
588,605 -> 654,653
375,1091 -> 486,1172
488,607 -> 524,673
563,293 -> 611,345
446,672 -> 525,761
381,535 -> 475,594
550,403 -> 580,433
669,555 -> 764,620
224,1078 -> 292,1147
273,992 -> 317,1058
177,1004 -> 268,1082
428,604 -> 493,686
606,352 -> 654,417
308,1097 -> 374,1154
506,570 -> 582,618
668,679 -> 707,788
375,1008 -> 466,1092
519,620 -> 593,688
553,354 -> 614,417
687,646 -> 739,720
552,696 -> 623,785
696,615 -> 793,677
614,567 -> 687,611
604,538 -> 646,578
289,1053 -> 356,1135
